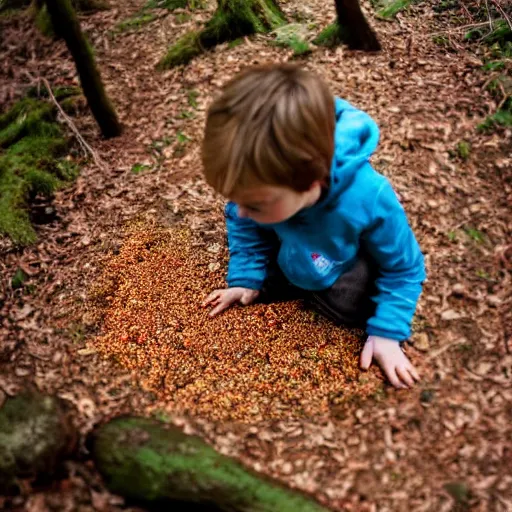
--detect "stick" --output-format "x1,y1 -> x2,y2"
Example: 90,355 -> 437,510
429,21 -> 490,36
427,339 -> 468,361
491,0 -> 512,31
40,78 -> 107,171
484,0 -> 493,31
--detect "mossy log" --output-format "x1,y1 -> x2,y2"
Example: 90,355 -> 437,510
44,0 -> 122,137
0,393 -> 77,493
314,0 -> 380,51
90,417 -> 329,512
158,0 -> 286,68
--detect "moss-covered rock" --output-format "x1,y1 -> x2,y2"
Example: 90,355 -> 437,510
158,0 -> 286,69
90,416 -> 329,511
0,96 -> 80,245
0,393 -> 77,493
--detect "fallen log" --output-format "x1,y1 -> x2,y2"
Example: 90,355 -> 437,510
90,416 -> 329,512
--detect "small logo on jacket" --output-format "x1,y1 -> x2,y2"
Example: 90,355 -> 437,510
311,253 -> 333,273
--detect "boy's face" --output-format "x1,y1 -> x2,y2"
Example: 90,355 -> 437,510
229,182 -> 322,224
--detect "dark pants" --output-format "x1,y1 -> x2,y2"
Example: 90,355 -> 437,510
261,256 -> 377,329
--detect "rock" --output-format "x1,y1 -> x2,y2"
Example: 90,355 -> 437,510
411,332 -> 430,352
90,417 -> 328,512
443,481 -> 470,504
420,389 -> 435,403
441,309 -> 462,321
0,393 -> 77,493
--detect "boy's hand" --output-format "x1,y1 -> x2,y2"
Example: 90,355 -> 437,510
360,335 -> 420,389
203,287 -> 260,317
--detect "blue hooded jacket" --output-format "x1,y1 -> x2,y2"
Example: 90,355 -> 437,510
225,98 -> 426,341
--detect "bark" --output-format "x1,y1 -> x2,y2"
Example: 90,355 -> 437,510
0,393 -> 77,493
44,0 -> 122,137
159,0 -> 286,68
90,416 -> 329,512
334,0 -> 381,51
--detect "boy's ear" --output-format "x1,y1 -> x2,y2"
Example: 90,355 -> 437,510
309,179 -> 324,191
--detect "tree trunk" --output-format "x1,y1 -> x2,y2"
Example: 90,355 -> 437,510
334,0 -> 380,50
90,417 -> 329,512
158,0 -> 286,69
0,393 -> 77,494
314,0 -> 380,51
44,0 -> 122,138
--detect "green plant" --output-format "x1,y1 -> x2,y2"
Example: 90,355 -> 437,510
482,60 -> 506,72
477,110 -> 512,132
377,0 -> 412,19
476,269 -> 491,279
179,110 -> 195,119
131,163 -> 152,174
465,227 -> 485,243
456,140 -> 471,160
176,131 -> 190,144
11,268 -> 28,289
187,90 -> 199,109
175,12 -> 191,23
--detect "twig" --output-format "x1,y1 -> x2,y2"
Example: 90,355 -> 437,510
427,339 -> 468,360
491,0 -> 512,31
429,21 -> 491,36
484,0 -> 493,31
40,78 -> 107,171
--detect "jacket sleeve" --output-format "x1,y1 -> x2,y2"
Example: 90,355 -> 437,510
225,202 -> 276,290
361,179 -> 426,341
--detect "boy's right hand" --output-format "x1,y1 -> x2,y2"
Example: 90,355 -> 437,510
203,288 -> 260,317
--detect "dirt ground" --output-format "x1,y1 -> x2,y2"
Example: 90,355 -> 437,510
1,0 -> 511,510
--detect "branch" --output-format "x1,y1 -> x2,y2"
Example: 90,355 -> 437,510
40,78 -> 107,171
491,0 -> 512,31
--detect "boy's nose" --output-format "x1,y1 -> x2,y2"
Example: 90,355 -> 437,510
238,206 -> 248,218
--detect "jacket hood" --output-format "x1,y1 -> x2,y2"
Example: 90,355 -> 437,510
321,98 -> 380,204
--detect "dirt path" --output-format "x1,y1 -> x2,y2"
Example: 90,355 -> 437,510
1,0 -> 511,510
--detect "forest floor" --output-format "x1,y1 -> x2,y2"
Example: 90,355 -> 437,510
1,0 -> 511,510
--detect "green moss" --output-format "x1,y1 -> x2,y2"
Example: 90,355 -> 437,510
92,417 -> 329,511
378,0 -> 412,19
158,31 -> 202,68
272,23 -> 311,55
313,22 -> 349,47
117,12 -> 157,31
145,0 -> 187,9
158,0 -> 286,68
0,97 -> 79,245
35,4 -> 55,36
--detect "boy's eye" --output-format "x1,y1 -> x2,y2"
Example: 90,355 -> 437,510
245,205 -> 261,212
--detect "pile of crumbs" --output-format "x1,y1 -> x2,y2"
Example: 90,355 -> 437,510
90,225 -> 378,422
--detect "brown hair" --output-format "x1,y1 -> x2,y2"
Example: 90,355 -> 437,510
202,63 -> 335,196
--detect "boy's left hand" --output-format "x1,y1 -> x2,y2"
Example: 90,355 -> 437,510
360,335 -> 420,389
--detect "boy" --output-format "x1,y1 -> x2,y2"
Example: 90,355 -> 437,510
201,64 -> 426,389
